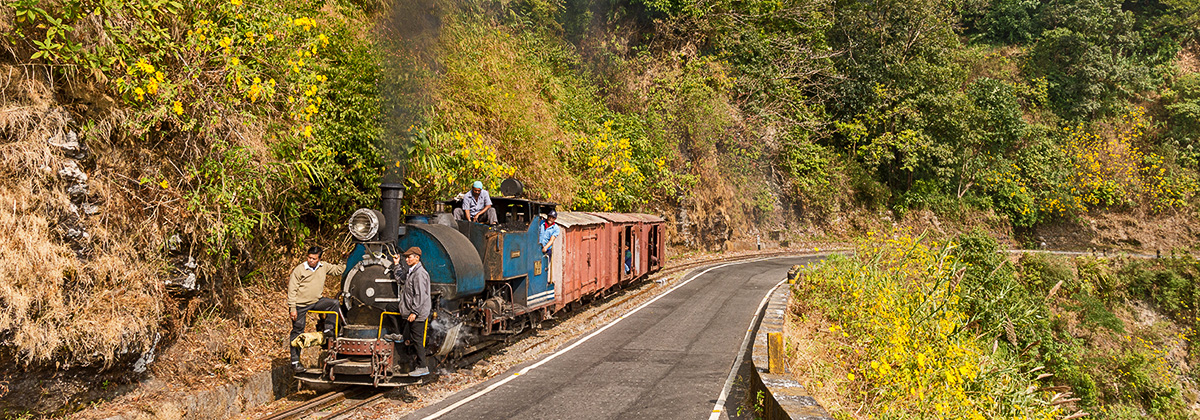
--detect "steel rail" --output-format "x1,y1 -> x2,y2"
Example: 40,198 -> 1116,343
321,391 -> 390,420
258,387 -> 358,420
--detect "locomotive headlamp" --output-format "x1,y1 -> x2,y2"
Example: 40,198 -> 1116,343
347,208 -> 386,241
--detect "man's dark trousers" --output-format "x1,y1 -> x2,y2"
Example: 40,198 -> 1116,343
290,297 -> 341,363
406,319 -> 430,370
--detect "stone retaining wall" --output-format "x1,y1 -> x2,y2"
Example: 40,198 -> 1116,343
101,364 -> 294,420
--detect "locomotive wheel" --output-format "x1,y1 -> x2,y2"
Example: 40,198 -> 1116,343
510,316 -> 526,335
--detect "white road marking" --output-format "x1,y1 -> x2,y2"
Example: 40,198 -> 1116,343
708,274 -> 791,420
420,259 -> 767,420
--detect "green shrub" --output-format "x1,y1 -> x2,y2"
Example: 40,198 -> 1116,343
1018,252 -> 1074,295
1075,256 -> 1124,299
978,0 -> 1040,44
779,134 -> 841,209
1123,260 -> 1200,318
1066,292 -> 1125,333
1117,351 -> 1187,419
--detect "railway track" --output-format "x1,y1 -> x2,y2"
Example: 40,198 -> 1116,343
258,387 -> 387,420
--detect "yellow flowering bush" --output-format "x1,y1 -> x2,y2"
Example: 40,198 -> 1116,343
795,231 -> 1061,419
404,128 -> 515,211
565,120 -> 645,211
980,107 -> 1199,225
10,0 -> 331,139
980,163 -> 1047,226
1060,107 -> 1198,213
1141,150 -> 1199,213
1061,110 -> 1145,208
8,0 -> 389,255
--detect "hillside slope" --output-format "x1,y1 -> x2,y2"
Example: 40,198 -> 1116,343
2,0 -> 1199,416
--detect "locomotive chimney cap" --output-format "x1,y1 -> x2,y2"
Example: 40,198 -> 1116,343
403,246 -> 422,257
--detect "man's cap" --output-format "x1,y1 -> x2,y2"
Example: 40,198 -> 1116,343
472,180 -> 484,189
547,210 -> 558,218
403,246 -> 422,257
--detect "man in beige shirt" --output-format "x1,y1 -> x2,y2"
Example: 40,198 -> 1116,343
287,246 -> 345,373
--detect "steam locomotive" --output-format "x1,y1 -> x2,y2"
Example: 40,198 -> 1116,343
294,181 -> 665,387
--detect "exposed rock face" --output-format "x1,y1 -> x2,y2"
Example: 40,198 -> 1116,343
164,234 -> 202,294
49,129 -> 90,160
45,117 -> 104,260
0,106 -> 157,414
670,198 -> 734,252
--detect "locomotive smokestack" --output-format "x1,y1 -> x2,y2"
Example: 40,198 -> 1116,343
380,183 -> 405,242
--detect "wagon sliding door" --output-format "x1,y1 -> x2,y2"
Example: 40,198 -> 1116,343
551,231 -> 564,306
583,226 -> 599,295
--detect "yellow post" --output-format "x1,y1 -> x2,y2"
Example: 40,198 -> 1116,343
768,332 -> 784,374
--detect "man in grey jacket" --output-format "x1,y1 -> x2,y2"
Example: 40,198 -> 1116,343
392,246 -> 432,376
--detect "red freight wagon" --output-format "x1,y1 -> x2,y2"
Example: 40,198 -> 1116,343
550,212 -> 612,310
631,213 -> 665,274
588,212 -> 646,282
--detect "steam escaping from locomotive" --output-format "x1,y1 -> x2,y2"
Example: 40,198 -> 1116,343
376,0 -> 443,184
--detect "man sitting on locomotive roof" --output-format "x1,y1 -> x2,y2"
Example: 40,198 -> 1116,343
287,246 -> 345,374
453,181 -> 497,224
391,246 -> 432,377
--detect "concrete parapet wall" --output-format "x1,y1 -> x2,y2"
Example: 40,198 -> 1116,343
748,282 -> 833,420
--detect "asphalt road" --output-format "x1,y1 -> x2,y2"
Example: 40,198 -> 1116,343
406,255 -> 822,420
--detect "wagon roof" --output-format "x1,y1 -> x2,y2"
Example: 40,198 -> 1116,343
586,212 -> 643,223
555,211 -> 608,227
629,213 -> 665,223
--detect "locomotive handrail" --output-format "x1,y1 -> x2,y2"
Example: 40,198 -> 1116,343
378,311 -> 403,339
308,310 -> 341,337
377,311 -> 430,347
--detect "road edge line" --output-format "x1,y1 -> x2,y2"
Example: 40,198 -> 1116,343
419,258 -> 764,420
709,274 -> 790,419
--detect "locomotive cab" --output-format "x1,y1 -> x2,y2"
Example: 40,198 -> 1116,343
438,195 -> 558,334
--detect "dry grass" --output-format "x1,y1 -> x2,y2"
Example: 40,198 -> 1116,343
0,63 -> 165,368
0,58 -> 316,418
783,298 -> 855,414
150,284 -> 286,384
1179,45 -> 1200,75
435,15 -> 578,203
0,65 -> 61,142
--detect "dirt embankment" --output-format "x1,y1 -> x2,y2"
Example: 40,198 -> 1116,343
0,59 -> 307,417
1036,212 -> 1200,253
